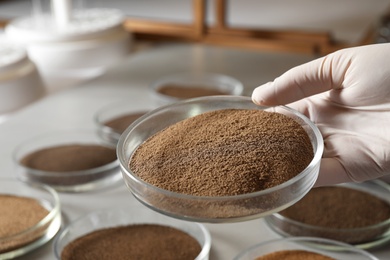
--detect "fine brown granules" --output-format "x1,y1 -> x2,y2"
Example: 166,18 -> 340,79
281,186 -> 390,229
130,109 -> 313,197
157,84 -> 228,99
61,224 -> 202,260
104,112 -> 147,134
255,250 -> 334,260
275,186 -> 390,244
20,144 -> 117,172
0,194 -> 49,253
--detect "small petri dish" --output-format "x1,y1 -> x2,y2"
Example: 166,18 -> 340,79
94,100 -> 152,145
13,129 -> 122,192
150,72 -> 244,106
233,237 -> 379,260
265,180 -> 390,250
117,96 -> 323,223
54,206 -> 211,260
0,178 -> 61,259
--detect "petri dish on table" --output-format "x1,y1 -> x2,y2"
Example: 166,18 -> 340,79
54,206 -> 211,260
0,178 -> 61,259
233,237 -> 379,260
149,72 -> 244,106
265,180 -> 390,250
13,129 -> 122,192
94,100 -> 151,145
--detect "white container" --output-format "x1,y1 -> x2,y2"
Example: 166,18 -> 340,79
0,40 -> 45,118
5,8 -> 131,92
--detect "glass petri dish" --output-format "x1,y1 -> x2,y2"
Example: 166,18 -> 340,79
233,237 -> 379,260
149,72 -> 244,106
94,100 -> 152,145
265,180 -> 390,250
54,206 -> 211,260
13,129 -> 122,192
0,178 -> 61,259
117,96 -> 324,223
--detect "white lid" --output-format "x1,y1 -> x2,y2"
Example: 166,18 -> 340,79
0,39 -> 29,73
5,8 -> 126,43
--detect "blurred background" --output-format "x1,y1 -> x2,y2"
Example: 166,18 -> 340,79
1,2 -> 390,260
2,0 -> 390,48
0,0 -> 389,90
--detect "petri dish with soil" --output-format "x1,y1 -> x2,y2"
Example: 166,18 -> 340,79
94,100 -> 152,145
149,72 -> 244,106
0,178 -> 61,259
13,129 -> 122,192
265,180 -> 390,250
117,96 -> 324,223
54,206 -> 211,260
233,237 -> 379,260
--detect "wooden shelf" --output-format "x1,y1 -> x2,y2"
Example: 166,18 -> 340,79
122,0 -> 376,55
1,0 -> 379,55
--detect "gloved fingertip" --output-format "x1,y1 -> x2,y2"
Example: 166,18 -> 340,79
251,88 -> 265,105
251,82 -> 275,106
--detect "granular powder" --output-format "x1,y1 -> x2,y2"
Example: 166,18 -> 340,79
20,144 -> 117,172
281,186 -> 390,228
104,111 -> 146,134
255,250 -> 334,260
61,224 -> 202,260
276,186 -> 390,243
130,109 -> 313,197
157,84 -> 228,99
0,194 -> 49,253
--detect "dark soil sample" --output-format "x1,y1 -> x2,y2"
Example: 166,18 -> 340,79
157,84 -> 228,99
281,186 -> 390,229
130,109 -> 313,197
20,144 -> 117,172
61,224 -> 202,260
104,112 -> 146,134
255,250 -> 334,260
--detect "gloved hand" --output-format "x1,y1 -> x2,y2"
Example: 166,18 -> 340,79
252,43 -> 390,187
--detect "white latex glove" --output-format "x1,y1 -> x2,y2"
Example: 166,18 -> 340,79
252,43 -> 390,187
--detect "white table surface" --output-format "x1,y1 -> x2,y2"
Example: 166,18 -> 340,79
1,43 -> 389,260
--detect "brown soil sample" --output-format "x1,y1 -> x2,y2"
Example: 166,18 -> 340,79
157,84 -> 228,99
61,224 -> 202,260
130,109 -> 313,197
0,194 -> 49,253
255,250 -> 334,260
275,186 -> 390,244
281,186 -> 390,229
20,144 -> 117,172
104,112 -> 146,133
